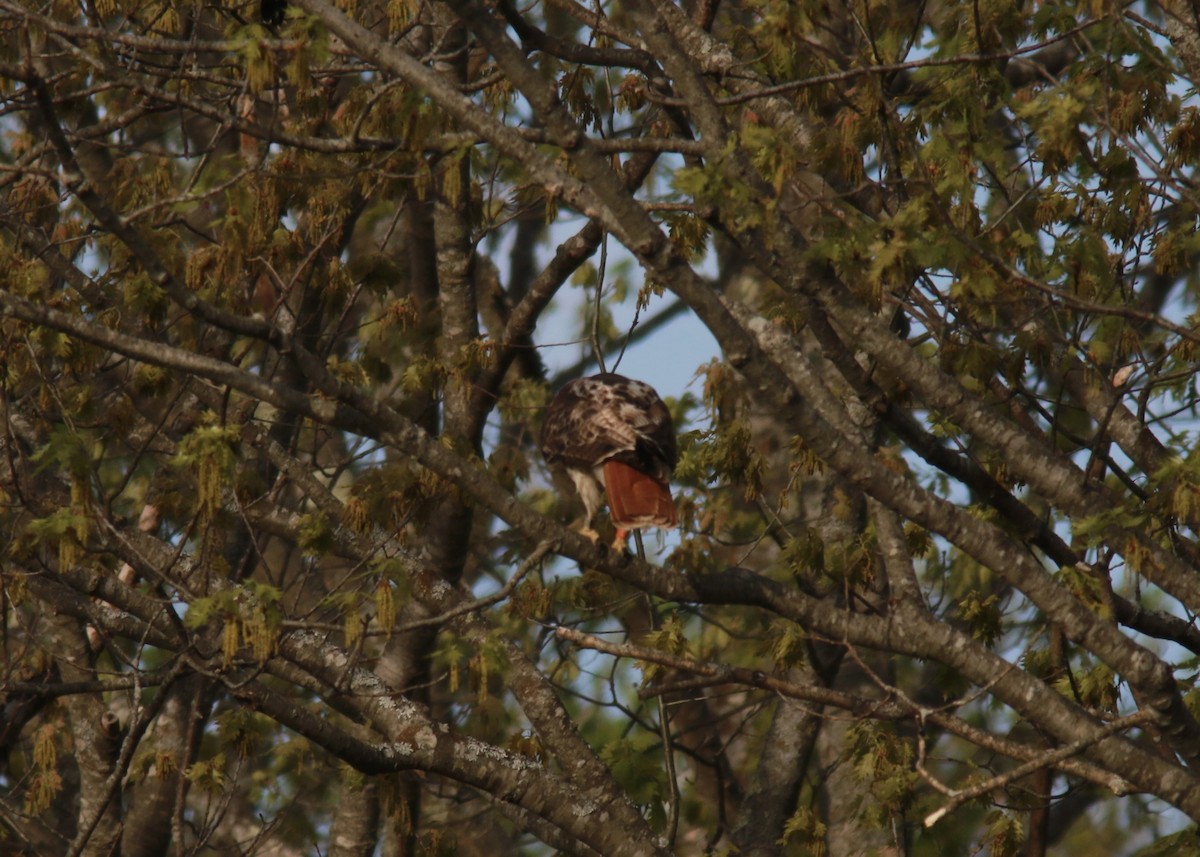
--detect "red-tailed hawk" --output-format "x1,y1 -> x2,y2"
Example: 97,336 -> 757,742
540,373 -> 677,545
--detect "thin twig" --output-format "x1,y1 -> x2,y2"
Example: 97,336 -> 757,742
391,540 -> 556,632
592,233 -> 609,373
636,531 -> 680,850
923,709 -> 1154,827
643,19 -> 1101,108
555,626 -> 1134,794
65,659 -> 184,857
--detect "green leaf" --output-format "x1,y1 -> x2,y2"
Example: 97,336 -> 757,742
598,732 -> 666,808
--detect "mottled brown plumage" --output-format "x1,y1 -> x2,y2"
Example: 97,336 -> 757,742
540,373 -> 677,544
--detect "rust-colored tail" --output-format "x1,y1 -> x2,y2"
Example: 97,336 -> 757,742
603,459 -> 677,531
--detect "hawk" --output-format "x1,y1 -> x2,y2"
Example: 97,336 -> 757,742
540,373 -> 678,545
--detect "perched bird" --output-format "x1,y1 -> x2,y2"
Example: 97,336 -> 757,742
540,373 -> 677,546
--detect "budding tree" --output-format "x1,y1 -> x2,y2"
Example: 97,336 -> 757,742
4,1 -> 1200,855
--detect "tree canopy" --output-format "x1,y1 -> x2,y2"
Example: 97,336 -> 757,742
6,0 -> 1200,854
